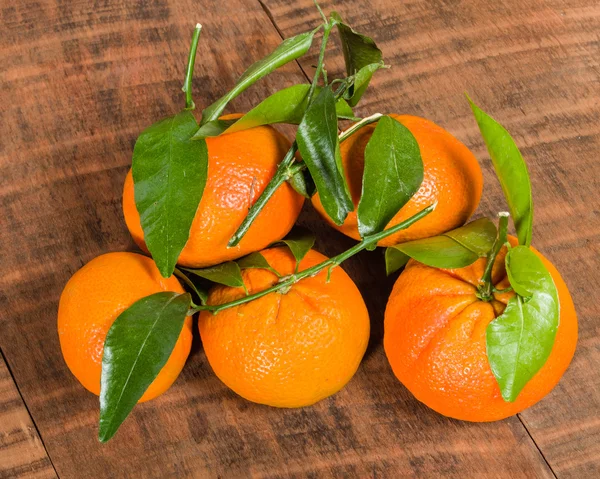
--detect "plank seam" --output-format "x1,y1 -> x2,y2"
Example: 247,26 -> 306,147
256,0 -> 313,84
517,413 -> 558,478
0,347 -> 60,479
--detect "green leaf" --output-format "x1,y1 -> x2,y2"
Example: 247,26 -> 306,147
444,217 -> 498,256
357,115 -> 424,237
385,247 -> 410,275
384,218 -> 497,274
99,292 -> 191,442
183,261 -> 245,288
487,245 -> 560,402
281,226 -> 316,264
200,29 -> 318,126
237,252 -> 280,276
132,110 -> 208,278
193,84 -> 354,139
350,62 -> 386,105
504,246 -> 534,298
192,118 -> 237,138
332,12 -> 383,106
173,268 -> 208,304
288,166 -> 316,198
296,86 -> 353,225
468,96 -> 533,246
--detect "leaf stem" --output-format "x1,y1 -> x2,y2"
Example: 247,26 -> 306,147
182,24 -> 203,110
191,203 -> 435,315
339,113 -> 383,143
477,212 -> 510,301
312,0 -> 328,23
306,21 -> 333,106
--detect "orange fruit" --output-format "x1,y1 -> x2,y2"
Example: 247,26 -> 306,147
199,247 -> 370,407
123,116 -> 304,268
384,236 -> 577,421
58,252 -> 192,402
312,114 -> 483,246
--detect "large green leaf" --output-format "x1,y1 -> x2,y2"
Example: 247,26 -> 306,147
132,110 -> 208,278
99,292 -> 191,442
357,116 -> 423,237
487,246 -> 560,402
332,12 -> 383,106
468,97 -> 533,246
182,261 -> 244,288
194,84 -> 355,138
385,218 -> 497,274
200,29 -> 318,126
296,86 -> 353,225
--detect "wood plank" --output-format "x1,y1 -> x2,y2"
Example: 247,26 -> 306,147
0,352 -> 56,479
261,0 -> 600,477
0,0 -> 589,477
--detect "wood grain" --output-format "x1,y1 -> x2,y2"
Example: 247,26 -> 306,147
262,0 -> 600,477
0,0 -> 597,477
0,352 -> 56,479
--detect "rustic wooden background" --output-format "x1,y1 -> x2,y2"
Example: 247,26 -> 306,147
1,0 -> 598,477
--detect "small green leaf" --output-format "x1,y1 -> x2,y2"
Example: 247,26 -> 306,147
238,252 -> 281,278
288,166 -> 316,198
444,217 -> 498,256
133,110 -> 208,278
296,86 -> 353,225
468,96 -> 533,247
384,218 -> 497,273
350,62 -> 386,104
487,245 -> 560,402
385,247 -> 410,275
192,118 -> 237,138
173,268 -> 208,304
200,29 -> 318,126
281,226 -> 316,264
332,12 -> 383,106
357,116 -> 424,237
193,84 -> 354,139
183,262 -> 244,288
99,292 -> 191,442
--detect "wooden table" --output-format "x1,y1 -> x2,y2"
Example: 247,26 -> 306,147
1,0 -> 598,477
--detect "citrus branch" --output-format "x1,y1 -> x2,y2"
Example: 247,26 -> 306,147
191,203 -> 435,315
182,24 -> 203,110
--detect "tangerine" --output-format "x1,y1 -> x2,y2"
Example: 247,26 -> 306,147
123,117 -> 304,268
312,114 -> 483,246
384,236 -> 577,421
199,247 -> 370,407
58,252 -> 192,401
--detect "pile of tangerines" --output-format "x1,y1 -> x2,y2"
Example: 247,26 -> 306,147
57,6 -> 577,443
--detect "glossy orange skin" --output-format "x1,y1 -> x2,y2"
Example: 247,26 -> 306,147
123,118 -> 304,268
384,237 -> 578,421
58,252 -> 192,402
312,115 -> 483,246
199,247 -> 370,408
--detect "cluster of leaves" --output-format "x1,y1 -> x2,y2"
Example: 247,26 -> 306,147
97,5 -> 559,442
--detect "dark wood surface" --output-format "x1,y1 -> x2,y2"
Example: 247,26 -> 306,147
0,353 -> 56,478
0,0 -> 598,477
